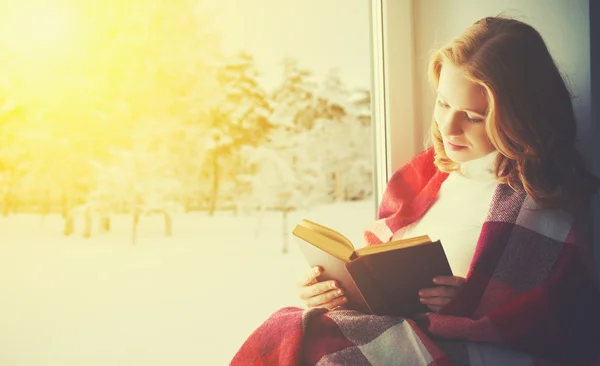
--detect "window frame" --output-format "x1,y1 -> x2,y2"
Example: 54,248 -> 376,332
370,0 -> 420,215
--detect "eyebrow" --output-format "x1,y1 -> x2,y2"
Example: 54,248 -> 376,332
437,91 -> 487,117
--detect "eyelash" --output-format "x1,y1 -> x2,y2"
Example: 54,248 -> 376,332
436,100 -> 484,124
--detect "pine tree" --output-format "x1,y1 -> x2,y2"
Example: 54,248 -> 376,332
271,58 -> 319,132
310,71 -> 373,202
206,51 -> 273,215
241,59 -> 324,251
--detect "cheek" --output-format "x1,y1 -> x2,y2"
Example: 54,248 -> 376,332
470,126 -> 494,151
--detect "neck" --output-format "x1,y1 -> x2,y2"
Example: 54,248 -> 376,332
458,151 -> 498,180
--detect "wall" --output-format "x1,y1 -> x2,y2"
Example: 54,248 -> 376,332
590,0 -> 600,275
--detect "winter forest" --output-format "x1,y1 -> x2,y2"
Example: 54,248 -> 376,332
0,1 -> 373,245
0,1 -> 375,364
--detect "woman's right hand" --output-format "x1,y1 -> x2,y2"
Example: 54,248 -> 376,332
297,266 -> 347,310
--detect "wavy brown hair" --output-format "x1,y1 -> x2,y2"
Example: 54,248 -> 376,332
428,16 -> 599,213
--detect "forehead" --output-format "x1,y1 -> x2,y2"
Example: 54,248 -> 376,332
438,63 -> 488,111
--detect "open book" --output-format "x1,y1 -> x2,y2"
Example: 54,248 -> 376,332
293,219 -> 453,317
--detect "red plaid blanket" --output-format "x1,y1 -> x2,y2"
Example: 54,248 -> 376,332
231,148 -> 600,366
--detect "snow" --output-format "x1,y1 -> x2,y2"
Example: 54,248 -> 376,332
0,200 -> 374,366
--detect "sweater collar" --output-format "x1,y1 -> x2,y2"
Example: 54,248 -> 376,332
458,151 -> 498,180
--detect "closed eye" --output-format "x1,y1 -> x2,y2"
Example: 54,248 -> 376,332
437,98 -> 485,123
465,113 -> 484,123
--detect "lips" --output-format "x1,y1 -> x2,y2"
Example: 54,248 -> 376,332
445,141 -> 467,151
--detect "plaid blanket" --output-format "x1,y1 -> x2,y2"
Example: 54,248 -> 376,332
231,148 -> 600,366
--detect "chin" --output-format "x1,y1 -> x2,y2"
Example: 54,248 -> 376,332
445,149 -> 475,164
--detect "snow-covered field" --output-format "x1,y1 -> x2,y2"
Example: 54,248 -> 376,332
0,200 -> 375,366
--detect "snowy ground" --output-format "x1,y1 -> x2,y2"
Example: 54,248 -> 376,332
0,200 -> 375,366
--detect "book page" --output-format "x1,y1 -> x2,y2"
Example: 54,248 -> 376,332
292,225 -> 355,262
298,219 -> 355,250
355,235 -> 431,256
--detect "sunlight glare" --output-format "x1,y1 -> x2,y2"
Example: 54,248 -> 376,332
0,3 -> 76,60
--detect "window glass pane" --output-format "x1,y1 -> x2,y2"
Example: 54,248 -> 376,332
0,1 -> 376,364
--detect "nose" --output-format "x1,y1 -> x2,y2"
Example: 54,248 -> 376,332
438,111 -> 463,137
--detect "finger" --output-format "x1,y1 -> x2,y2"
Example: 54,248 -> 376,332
419,286 -> 458,299
420,296 -> 452,307
321,296 -> 348,311
306,288 -> 345,308
299,280 -> 339,300
427,304 -> 443,313
296,266 -> 322,287
432,276 -> 466,288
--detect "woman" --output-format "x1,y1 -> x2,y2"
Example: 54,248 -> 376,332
232,16 -> 600,366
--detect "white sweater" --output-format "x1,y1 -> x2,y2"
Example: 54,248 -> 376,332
392,152 -> 499,278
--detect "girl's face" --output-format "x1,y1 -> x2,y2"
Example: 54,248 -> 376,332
434,63 -> 496,163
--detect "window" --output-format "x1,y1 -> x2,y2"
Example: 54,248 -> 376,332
0,0 -> 385,364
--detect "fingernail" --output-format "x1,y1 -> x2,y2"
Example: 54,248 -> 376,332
314,267 -> 320,275
331,282 -> 337,289
433,277 -> 440,283
341,297 -> 347,303
420,298 -> 425,303
337,289 -> 343,295
418,291 -> 424,296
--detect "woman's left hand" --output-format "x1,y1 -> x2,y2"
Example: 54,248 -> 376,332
418,276 -> 466,313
